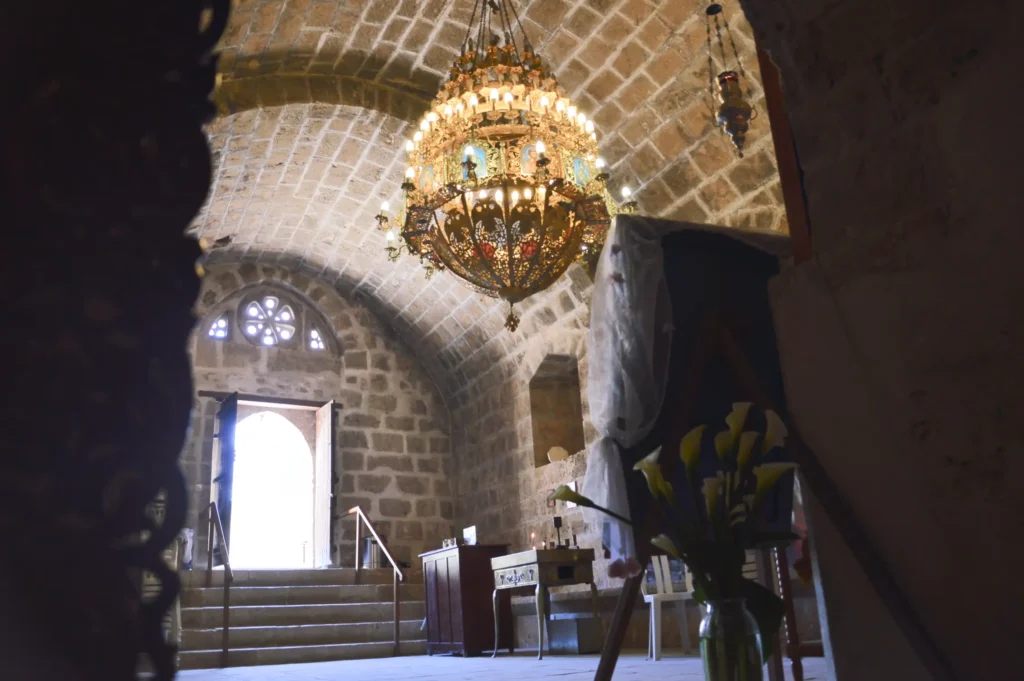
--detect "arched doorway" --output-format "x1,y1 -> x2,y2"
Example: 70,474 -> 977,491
230,411 -> 314,569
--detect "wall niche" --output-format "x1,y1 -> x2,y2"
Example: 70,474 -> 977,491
529,354 -> 586,468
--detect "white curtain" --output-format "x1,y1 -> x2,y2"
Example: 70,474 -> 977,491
582,215 -> 673,565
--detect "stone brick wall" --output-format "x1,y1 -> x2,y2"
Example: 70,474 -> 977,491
739,0 -> 1024,679
180,263 -> 454,568
445,281 -> 613,585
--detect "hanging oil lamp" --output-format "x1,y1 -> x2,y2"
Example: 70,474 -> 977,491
705,3 -> 756,157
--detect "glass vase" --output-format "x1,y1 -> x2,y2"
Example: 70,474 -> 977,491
699,599 -> 764,681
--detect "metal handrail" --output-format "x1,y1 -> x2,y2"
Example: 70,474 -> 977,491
204,502 -> 233,668
346,506 -> 404,656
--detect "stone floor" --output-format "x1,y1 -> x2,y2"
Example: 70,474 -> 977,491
177,652 -> 827,680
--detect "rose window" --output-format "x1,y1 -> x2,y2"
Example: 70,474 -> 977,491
241,295 -> 297,346
207,315 -> 229,340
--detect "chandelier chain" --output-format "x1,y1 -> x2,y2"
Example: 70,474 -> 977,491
498,0 -> 522,61
506,0 -> 530,49
476,0 -> 488,54
463,0 -> 482,50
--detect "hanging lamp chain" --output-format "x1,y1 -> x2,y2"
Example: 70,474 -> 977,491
705,9 -> 715,104
720,13 -> 747,78
460,0 -> 533,64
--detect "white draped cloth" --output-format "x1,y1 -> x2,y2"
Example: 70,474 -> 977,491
582,216 -> 673,568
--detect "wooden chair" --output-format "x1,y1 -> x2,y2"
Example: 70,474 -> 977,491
641,555 -> 696,660
773,547 -> 825,681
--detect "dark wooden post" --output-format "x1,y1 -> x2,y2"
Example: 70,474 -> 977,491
0,2 -> 229,680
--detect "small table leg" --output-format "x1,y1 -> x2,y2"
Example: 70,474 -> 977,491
492,589 -> 500,658
589,582 -> 604,637
535,583 -> 546,660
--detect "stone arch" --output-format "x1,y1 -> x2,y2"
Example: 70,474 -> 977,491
196,265 -> 355,356
213,74 -> 431,124
518,330 -> 588,385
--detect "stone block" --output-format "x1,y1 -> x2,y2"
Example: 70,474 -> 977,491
416,457 -> 440,474
395,521 -> 424,541
194,336 -> 219,368
407,435 -> 427,453
340,430 -> 369,448
338,497 -> 373,520
396,475 -> 428,495
371,353 -> 392,371
434,479 -> 451,496
340,474 -> 354,494
370,373 -> 389,391
343,412 -> 381,428
379,498 -> 412,518
339,389 -> 363,409
372,432 -> 405,453
345,350 -> 368,369
386,415 -> 416,431
367,455 -> 415,472
368,394 -> 399,413
728,149 -> 776,195
613,40 -> 649,78
415,499 -> 437,517
341,451 -> 365,471
440,501 -> 454,520
699,176 -> 741,213
429,437 -> 451,453
222,342 -> 262,369
357,474 -> 392,494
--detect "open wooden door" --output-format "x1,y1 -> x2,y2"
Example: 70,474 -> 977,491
313,400 -> 335,568
210,392 -> 238,567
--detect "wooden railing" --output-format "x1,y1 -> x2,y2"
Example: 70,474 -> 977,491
346,506 -> 404,656
204,502 -> 233,668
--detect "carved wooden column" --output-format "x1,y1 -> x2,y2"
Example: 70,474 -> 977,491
0,2 -> 229,680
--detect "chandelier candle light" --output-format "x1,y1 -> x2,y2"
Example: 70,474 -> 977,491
375,0 -> 636,332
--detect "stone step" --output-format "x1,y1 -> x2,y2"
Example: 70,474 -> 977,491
177,639 -> 427,670
181,583 -> 425,608
181,600 -> 425,629
181,568 -> 420,589
181,618 -> 425,650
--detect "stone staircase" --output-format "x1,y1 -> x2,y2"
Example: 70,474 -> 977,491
177,568 -> 426,669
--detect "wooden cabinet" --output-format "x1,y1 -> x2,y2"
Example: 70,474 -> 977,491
420,544 -> 513,656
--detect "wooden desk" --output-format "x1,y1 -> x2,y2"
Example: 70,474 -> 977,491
489,548 -> 599,660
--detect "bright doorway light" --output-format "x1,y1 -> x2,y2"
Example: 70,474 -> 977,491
231,411 -> 314,569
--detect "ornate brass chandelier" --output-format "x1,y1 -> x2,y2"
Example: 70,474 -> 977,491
374,0 -> 635,332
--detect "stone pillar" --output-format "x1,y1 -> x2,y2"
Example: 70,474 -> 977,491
742,0 -> 1024,679
0,2 -> 228,680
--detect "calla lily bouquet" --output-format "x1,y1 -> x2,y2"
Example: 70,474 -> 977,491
549,403 -> 797,660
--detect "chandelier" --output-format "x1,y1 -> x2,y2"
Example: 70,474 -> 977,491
374,0 -> 635,332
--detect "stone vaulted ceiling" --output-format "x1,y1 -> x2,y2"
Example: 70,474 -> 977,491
192,0 -> 787,404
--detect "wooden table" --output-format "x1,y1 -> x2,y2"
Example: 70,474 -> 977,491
489,548 -> 599,660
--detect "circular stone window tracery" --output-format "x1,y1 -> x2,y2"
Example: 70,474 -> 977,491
238,294 -> 299,347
